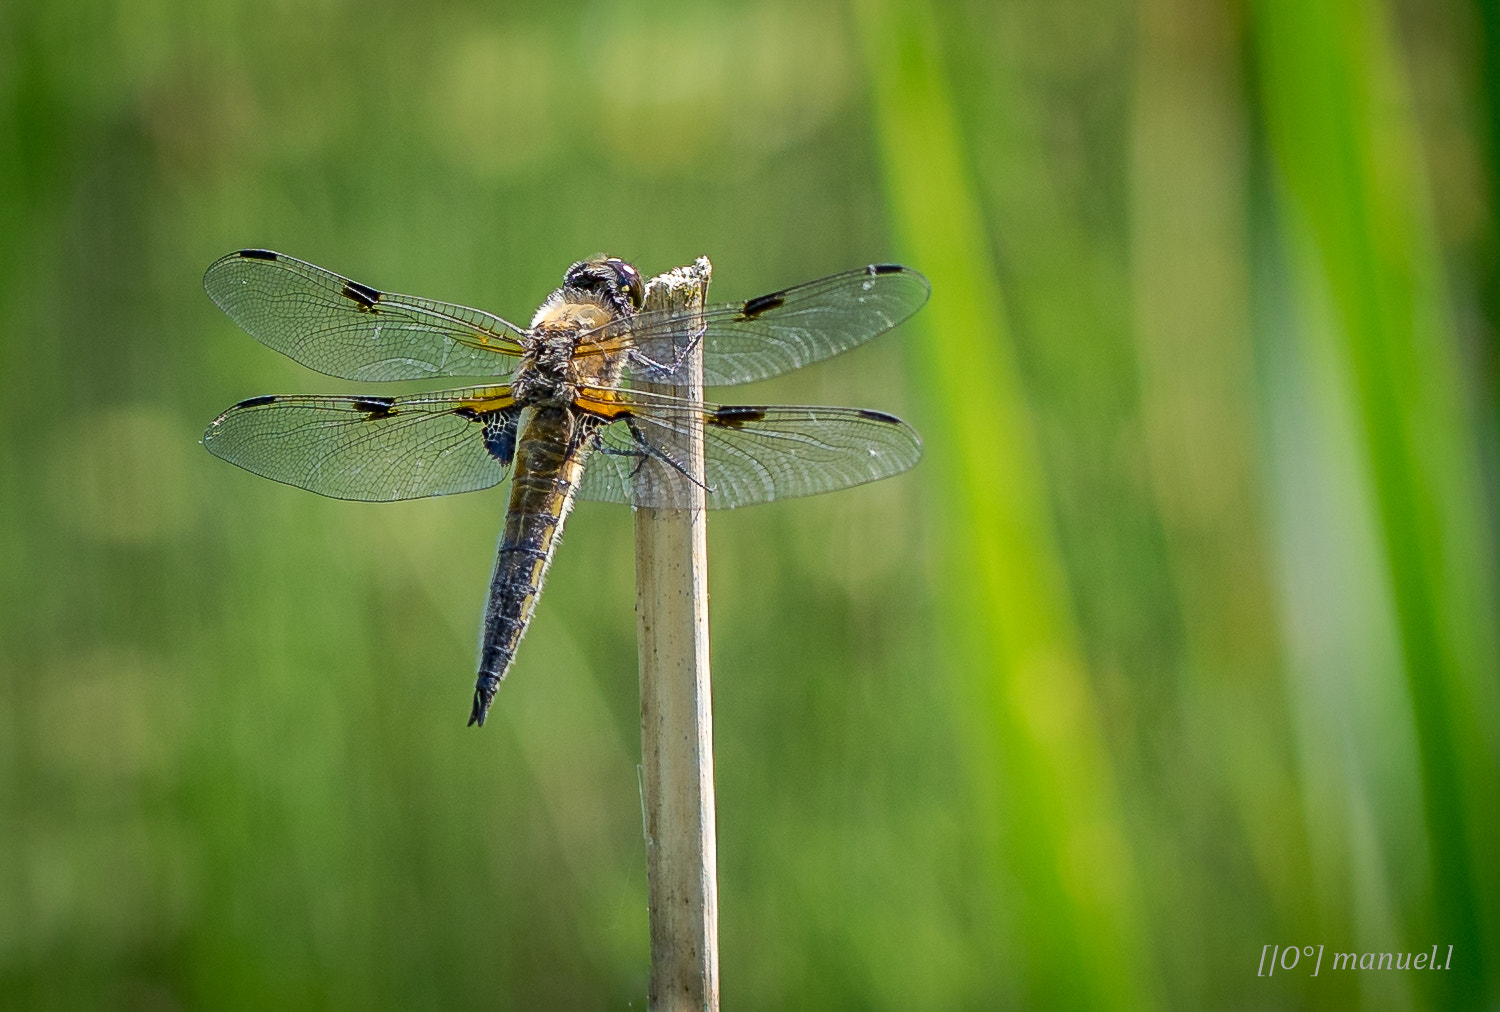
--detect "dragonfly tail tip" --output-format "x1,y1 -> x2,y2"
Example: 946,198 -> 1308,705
468,679 -> 499,727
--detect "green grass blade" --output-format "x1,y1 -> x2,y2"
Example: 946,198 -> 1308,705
1252,0 -> 1500,1001
853,1 -> 1154,1006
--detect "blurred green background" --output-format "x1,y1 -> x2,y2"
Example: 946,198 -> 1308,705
3,0 -> 1498,1007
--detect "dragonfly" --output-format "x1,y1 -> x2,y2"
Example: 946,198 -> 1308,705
202,250 -> 927,726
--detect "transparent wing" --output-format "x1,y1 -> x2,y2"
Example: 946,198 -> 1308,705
576,389 -> 922,509
204,250 -> 528,382
580,264 -> 929,387
203,386 -> 518,501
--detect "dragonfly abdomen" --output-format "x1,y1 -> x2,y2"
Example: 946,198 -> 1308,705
469,406 -> 599,726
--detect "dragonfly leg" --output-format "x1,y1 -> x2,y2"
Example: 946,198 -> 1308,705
593,418 -> 711,494
625,327 -> 704,380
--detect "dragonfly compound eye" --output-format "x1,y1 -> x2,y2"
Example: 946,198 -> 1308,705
564,257 -> 644,315
606,259 -> 645,311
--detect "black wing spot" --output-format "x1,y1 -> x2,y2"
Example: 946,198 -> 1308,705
342,280 -> 382,311
235,394 -> 279,409
238,249 -> 279,261
481,409 -> 519,466
739,292 -> 786,319
453,407 -> 480,421
857,408 -> 902,424
353,397 -> 396,420
711,405 -> 768,428
868,263 -> 904,276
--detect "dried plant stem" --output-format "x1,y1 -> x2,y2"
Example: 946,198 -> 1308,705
634,257 -> 718,1012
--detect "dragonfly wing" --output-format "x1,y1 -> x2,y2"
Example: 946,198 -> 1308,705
600,264 -> 929,387
204,250 -> 528,382
576,392 -> 922,509
203,387 -> 518,501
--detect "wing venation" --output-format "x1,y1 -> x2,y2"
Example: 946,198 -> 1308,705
580,264 -> 929,387
576,391 -> 922,509
203,387 -> 516,501
204,250 -> 527,382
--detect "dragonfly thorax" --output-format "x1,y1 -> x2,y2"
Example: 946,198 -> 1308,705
515,296 -> 629,407
510,329 -> 579,406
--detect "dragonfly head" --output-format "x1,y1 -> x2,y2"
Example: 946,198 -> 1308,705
562,257 -> 645,316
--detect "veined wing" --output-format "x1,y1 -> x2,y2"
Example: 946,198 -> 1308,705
204,250 -> 528,382
575,387 -> 922,509
579,264 -> 929,387
203,386 -> 519,501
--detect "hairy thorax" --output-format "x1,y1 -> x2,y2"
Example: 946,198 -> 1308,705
512,299 -> 623,407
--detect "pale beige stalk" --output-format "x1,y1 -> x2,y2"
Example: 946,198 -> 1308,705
633,257 -> 718,1012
